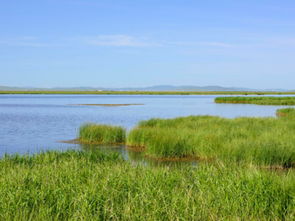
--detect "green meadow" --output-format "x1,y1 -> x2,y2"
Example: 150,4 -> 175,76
0,150 -> 294,220
215,96 -> 295,105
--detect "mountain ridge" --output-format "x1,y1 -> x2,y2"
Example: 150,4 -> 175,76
0,85 -> 293,92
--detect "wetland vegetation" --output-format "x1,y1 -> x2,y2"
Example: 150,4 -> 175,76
2,102 -> 295,219
79,124 -> 126,144
215,96 -> 295,105
79,108 -> 295,168
127,114 -> 295,168
0,150 -> 294,220
277,108 -> 295,118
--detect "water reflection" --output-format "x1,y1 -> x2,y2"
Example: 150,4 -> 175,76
80,143 -> 198,167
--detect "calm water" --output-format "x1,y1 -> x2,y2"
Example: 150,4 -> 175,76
0,94 -> 294,157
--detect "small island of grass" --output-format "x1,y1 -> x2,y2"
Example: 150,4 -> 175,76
79,123 -> 126,144
215,96 -> 295,105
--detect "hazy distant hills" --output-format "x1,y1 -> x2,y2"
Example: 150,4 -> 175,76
0,85 -> 292,92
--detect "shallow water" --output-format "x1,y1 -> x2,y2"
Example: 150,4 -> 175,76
81,143 -> 198,167
0,94 -> 294,157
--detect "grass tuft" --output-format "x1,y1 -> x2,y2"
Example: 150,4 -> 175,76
79,123 -> 126,144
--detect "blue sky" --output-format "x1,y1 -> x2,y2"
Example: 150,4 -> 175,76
0,0 -> 295,89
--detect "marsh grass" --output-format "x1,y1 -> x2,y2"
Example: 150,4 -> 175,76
215,96 -> 295,105
79,123 -> 126,144
277,108 -> 295,118
127,115 -> 295,167
0,150 -> 294,220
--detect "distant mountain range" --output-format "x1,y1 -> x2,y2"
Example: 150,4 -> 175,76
0,85 -> 293,92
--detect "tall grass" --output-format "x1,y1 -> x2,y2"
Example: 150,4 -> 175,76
215,96 -> 295,105
79,123 -> 126,144
0,150 -> 294,220
127,115 -> 295,167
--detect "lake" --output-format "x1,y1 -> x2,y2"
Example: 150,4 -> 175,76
0,94 -> 293,157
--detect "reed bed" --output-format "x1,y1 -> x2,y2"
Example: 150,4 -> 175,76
215,96 -> 295,105
127,114 -> 295,167
0,150 -> 294,220
79,123 -> 126,144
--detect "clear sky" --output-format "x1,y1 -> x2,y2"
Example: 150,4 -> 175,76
0,0 -> 295,89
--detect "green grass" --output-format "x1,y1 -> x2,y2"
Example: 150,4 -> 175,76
1,90 -> 295,95
277,108 -> 295,118
127,114 -> 295,167
0,150 -> 294,220
79,123 -> 126,144
215,96 -> 295,105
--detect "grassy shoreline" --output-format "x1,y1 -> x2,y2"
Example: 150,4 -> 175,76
127,115 -> 295,167
1,110 -> 295,219
215,96 -> 295,105
0,150 -> 294,220
77,108 -> 295,168
1,90 -> 295,95
277,108 -> 295,118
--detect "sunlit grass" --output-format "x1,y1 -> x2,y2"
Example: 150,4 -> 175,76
0,150 -> 294,220
127,114 -> 295,167
79,123 -> 126,144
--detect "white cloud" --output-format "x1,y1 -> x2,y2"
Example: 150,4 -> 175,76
0,37 -> 50,47
85,35 -> 159,47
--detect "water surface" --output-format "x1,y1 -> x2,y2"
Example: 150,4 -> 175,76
0,94 -> 293,157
